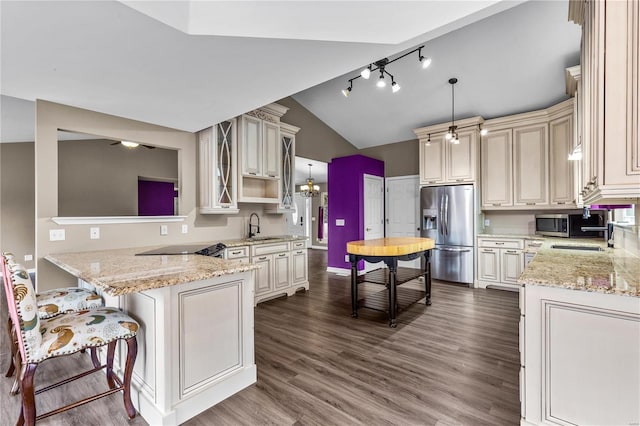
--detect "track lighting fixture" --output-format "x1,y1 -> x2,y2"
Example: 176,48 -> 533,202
341,45 -> 431,96
479,125 -> 488,136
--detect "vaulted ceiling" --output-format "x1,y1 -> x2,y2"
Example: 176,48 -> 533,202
1,1 -> 580,150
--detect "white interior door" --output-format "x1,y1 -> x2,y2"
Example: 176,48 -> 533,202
363,174 -> 384,272
385,175 -> 420,268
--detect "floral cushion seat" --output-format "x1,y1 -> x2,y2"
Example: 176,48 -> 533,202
36,288 -> 103,319
31,307 -> 139,362
8,262 -> 139,364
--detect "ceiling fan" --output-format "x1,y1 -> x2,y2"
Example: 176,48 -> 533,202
110,141 -> 155,149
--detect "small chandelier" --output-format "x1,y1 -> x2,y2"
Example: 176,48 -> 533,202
445,78 -> 460,144
341,45 -> 431,97
300,164 -> 320,197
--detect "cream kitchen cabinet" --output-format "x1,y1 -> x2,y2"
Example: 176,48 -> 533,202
251,239 -> 309,304
414,117 -> 482,186
481,100 -> 577,210
477,237 -> 524,289
569,0 -> 640,204
265,122 -> 300,213
520,284 -> 640,426
548,103 -> 575,206
291,241 -> 308,286
237,103 -> 289,203
197,119 -> 240,214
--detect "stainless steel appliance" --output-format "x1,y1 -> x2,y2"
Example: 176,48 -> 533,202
420,184 -> 474,285
535,212 -> 605,238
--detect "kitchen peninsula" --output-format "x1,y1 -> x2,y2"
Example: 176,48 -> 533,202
45,248 -> 259,426
517,240 -> 639,426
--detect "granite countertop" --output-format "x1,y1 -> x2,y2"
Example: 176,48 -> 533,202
46,247 -> 259,297
477,233 -> 544,240
223,235 -> 308,247
518,239 -> 639,297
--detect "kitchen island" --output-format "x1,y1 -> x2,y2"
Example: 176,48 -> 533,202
517,240 -> 639,426
347,237 -> 435,328
46,248 -> 259,426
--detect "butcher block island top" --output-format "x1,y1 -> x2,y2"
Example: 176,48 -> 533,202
346,237 -> 435,257
45,247 -> 258,296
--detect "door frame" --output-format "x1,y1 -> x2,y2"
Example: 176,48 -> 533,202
363,174 -> 385,272
384,175 -> 420,268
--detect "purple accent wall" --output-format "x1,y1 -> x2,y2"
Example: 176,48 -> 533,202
138,180 -> 176,216
327,154 -> 384,271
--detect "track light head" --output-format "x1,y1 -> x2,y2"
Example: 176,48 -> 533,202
377,72 -> 386,88
391,81 -> 400,93
420,56 -> 432,69
341,87 -> 351,97
361,66 -> 371,79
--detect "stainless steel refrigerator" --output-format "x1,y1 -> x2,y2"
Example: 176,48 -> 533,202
420,184 -> 474,285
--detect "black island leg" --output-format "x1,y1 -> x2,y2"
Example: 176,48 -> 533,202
424,250 -> 432,306
350,254 -> 358,318
387,258 -> 398,328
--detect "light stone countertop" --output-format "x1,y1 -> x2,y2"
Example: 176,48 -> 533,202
46,247 -> 259,297
222,235 -> 308,248
477,233 -> 544,240
518,239 -> 639,297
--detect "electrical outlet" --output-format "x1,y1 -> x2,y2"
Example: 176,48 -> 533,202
90,227 -> 100,239
24,254 -> 33,261
90,262 -> 100,274
336,219 -> 345,226
484,219 -> 491,227
344,254 -> 349,262
160,225 -> 168,236
181,224 -> 188,234
49,229 -> 65,241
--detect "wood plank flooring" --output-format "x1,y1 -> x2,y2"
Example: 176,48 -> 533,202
1,249 -> 521,425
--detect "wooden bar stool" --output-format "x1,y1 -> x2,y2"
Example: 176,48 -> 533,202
3,260 -> 139,425
2,253 -> 103,391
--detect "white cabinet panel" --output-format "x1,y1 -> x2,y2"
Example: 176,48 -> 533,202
478,248 -> 499,282
178,282 -> 241,398
549,114 -> 575,205
254,255 -> 273,295
446,132 -> 476,182
241,115 -> 262,176
292,249 -> 308,284
273,252 -> 290,290
419,138 -> 445,184
513,123 -> 548,206
481,129 -> 513,207
501,249 -> 524,284
262,121 -> 280,178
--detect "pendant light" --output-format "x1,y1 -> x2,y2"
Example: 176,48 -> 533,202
300,164 -> 320,197
445,78 -> 460,144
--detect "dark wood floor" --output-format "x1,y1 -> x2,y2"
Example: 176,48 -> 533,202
1,249 -> 521,425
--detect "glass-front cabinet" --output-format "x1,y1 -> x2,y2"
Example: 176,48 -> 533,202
198,119 -> 240,214
266,122 -> 299,213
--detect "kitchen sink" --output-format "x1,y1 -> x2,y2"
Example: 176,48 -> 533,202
245,236 -> 282,242
550,244 -> 604,252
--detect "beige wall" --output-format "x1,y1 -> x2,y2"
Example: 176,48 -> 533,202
35,100 -> 288,290
58,139 -> 178,216
0,143 -> 35,269
277,97 -> 357,162
481,211 -> 536,235
359,139 -> 419,178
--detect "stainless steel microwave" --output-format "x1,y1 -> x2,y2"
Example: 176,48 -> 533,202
535,212 -> 605,238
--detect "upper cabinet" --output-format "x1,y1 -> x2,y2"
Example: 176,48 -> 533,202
414,116 -> 482,186
237,103 -> 290,204
198,119 -> 239,214
569,0 -> 640,204
265,122 -> 300,213
481,100 -> 575,210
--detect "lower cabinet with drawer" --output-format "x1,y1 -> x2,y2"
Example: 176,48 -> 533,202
252,240 -> 309,304
477,237 -> 524,290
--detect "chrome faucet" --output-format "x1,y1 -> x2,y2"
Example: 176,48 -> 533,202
249,213 -> 260,238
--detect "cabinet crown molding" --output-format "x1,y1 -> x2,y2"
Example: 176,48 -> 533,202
413,116 -> 484,139
246,102 -> 289,123
279,122 -> 300,135
565,65 -> 581,96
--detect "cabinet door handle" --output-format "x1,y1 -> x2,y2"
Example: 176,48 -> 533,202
506,250 -> 518,253
557,201 -> 566,204
455,179 -> 464,182
278,253 -> 287,257
525,202 -> 535,206
258,256 -> 267,260
483,249 -> 494,252
249,172 -> 257,176
268,174 -> 276,177
231,251 -> 242,255
492,203 -> 501,206
495,242 -> 505,245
